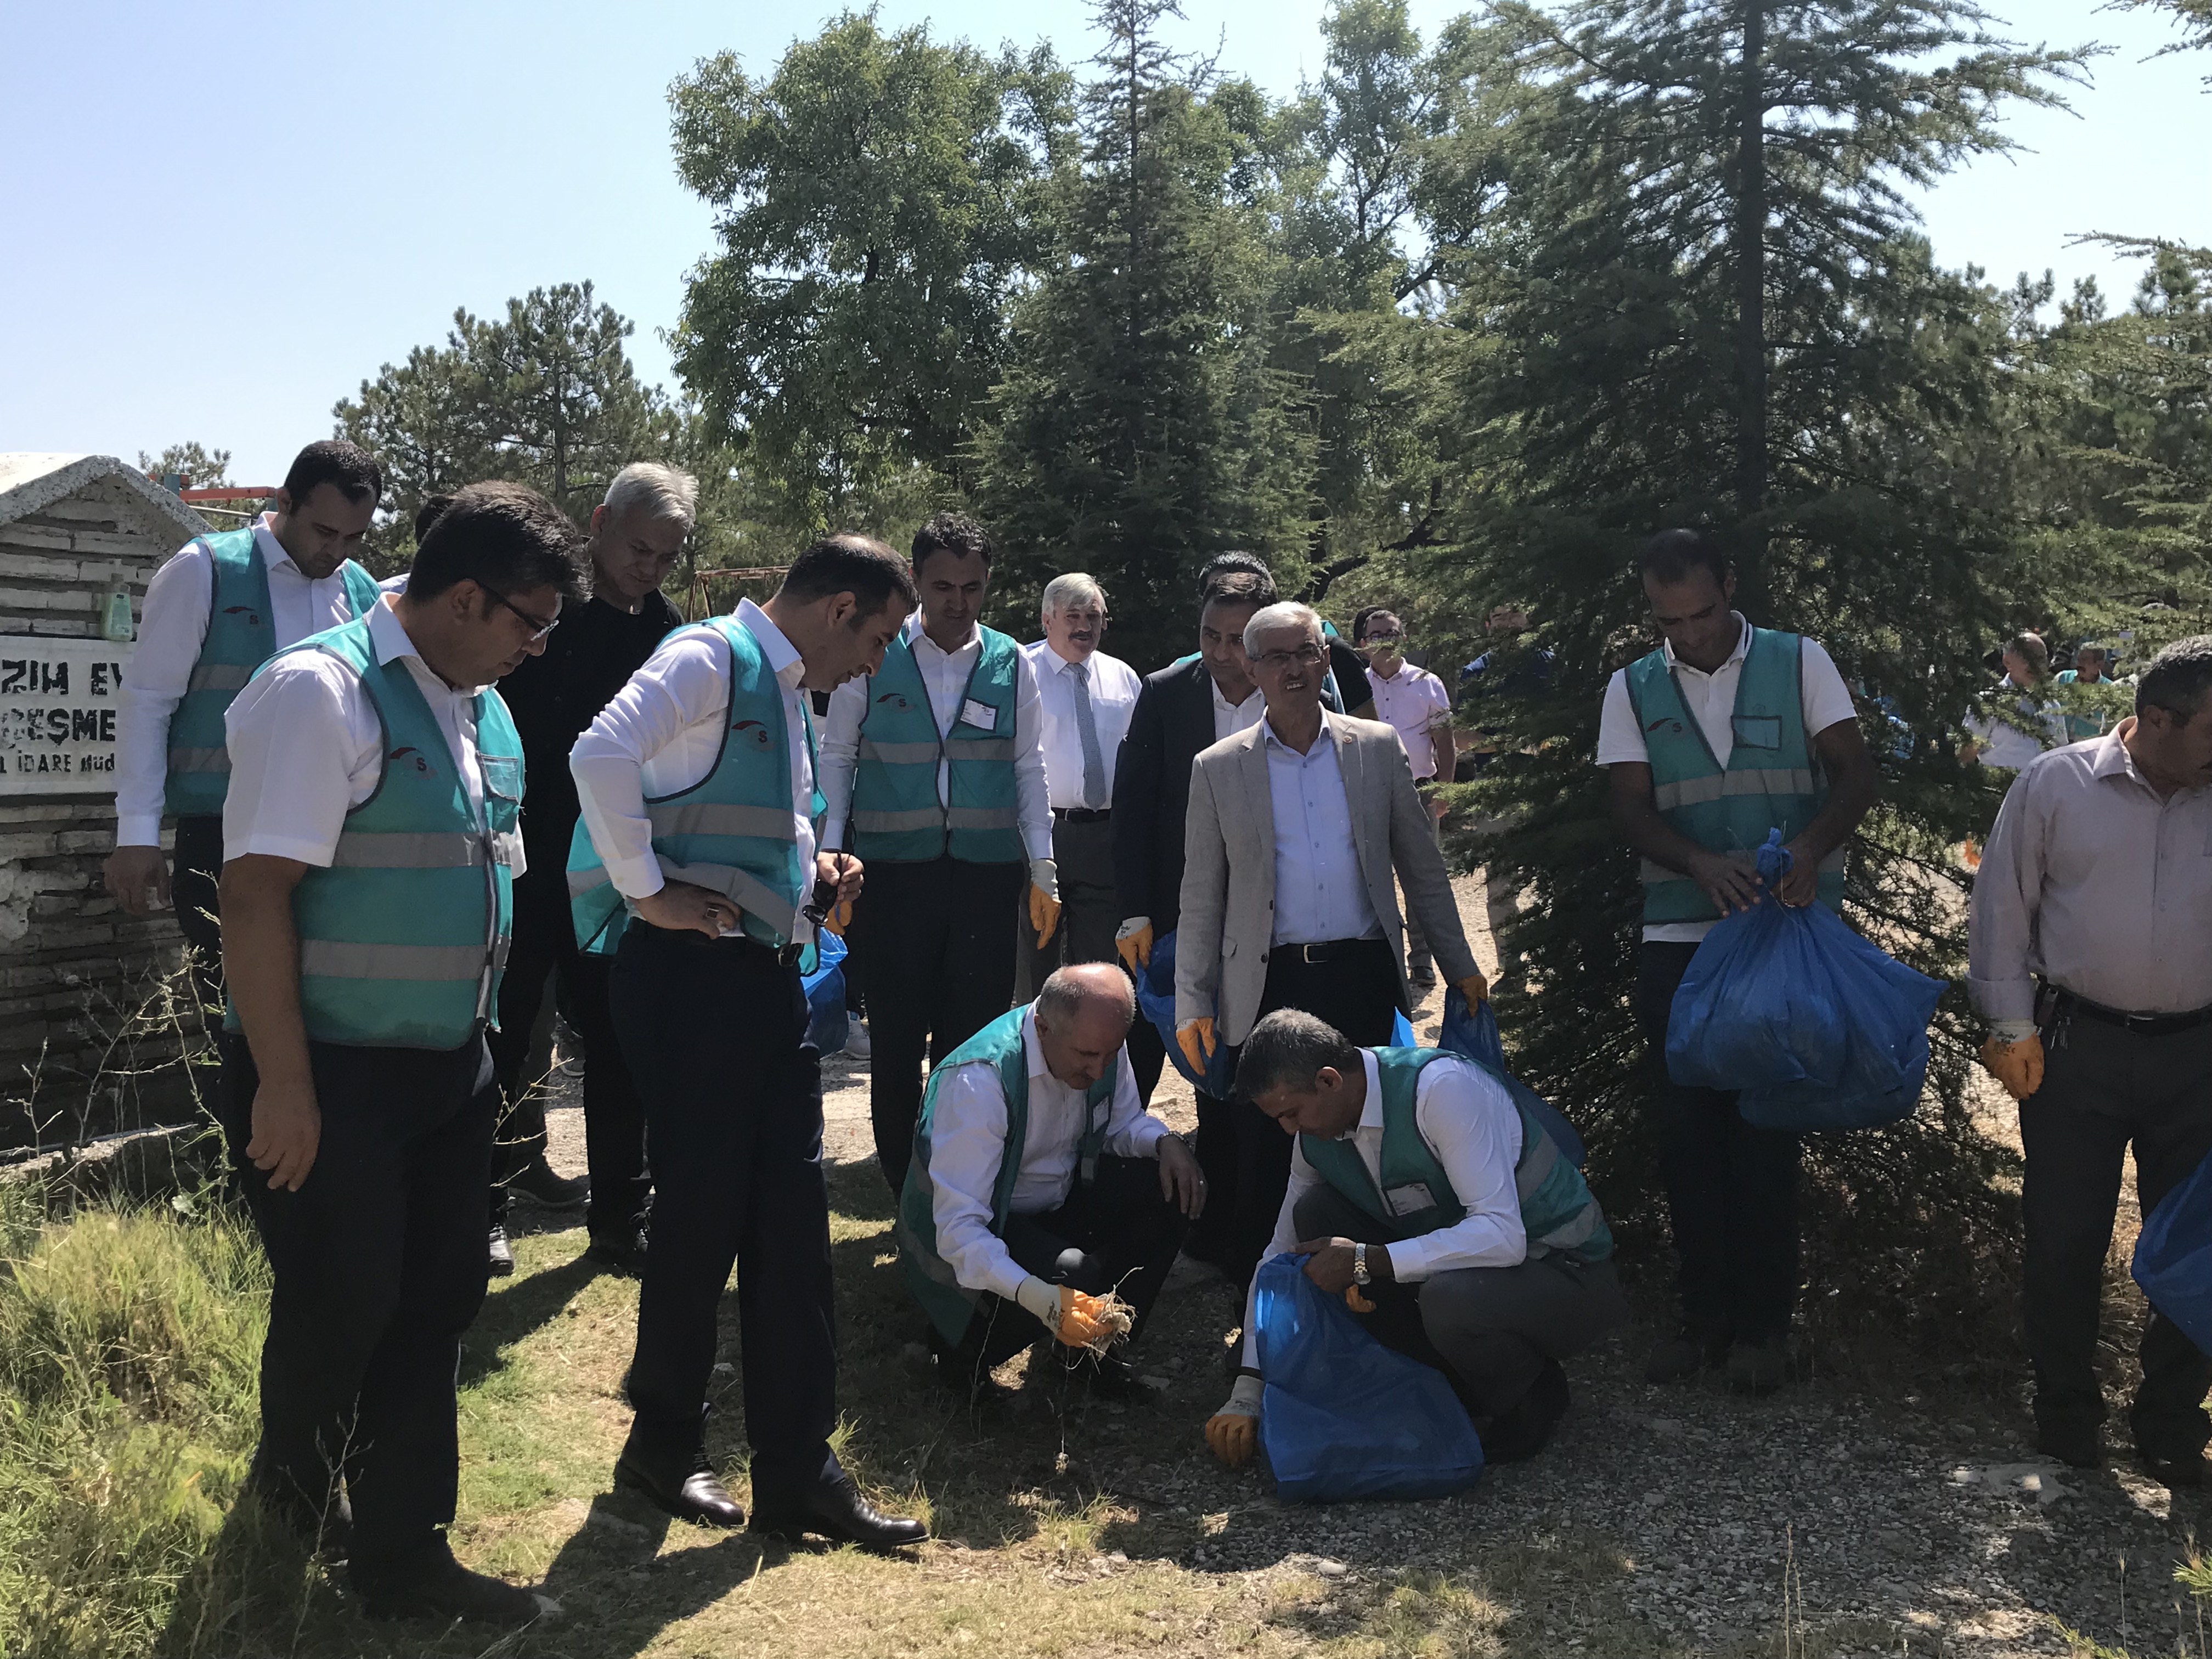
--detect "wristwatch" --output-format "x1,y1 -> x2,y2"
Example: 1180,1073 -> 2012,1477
1352,1243 -> 1370,1287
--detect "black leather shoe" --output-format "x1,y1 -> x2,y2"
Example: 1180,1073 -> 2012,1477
614,1444 -> 747,1528
1483,1359 -> 1569,1464
357,1544 -> 559,1626
1073,1351 -> 1149,1401
488,1224 -> 514,1277
2139,1448 -> 2206,1489
2036,1422 -> 2105,1470
245,1458 -> 352,1559
1644,1325 -> 1729,1384
752,1471 -> 926,1550
585,1228 -> 648,1278
507,1153 -> 589,1210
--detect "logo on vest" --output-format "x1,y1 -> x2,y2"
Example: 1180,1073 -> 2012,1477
388,746 -> 434,776
223,605 -> 264,628
732,718 -> 774,751
874,691 -> 913,712
1644,715 -> 1684,737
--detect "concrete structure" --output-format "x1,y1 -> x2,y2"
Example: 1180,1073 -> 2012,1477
0,455 -> 213,1151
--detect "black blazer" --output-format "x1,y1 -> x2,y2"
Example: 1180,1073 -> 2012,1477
1112,656 -> 1218,934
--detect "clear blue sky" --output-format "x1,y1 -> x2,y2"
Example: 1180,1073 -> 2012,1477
2,0 -> 2204,486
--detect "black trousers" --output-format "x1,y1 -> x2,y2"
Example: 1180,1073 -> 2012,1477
218,1035 -> 494,1575
2022,1011 -> 2212,1458
941,1155 -> 1189,1381
172,814 -> 225,1021
486,864 -> 649,1237
1014,813 -> 1119,1000
608,921 -> 837,1491
1636,940 -> 1801,1340
1224,938 -> 1403,1288
849,856 -> 1026,1193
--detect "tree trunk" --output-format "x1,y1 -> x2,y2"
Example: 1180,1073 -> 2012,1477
1735,0 -> 1767,554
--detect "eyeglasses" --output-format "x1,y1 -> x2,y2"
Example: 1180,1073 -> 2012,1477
1363,632 -> 1406,647
484,587 -> 560,641
1252,642 -> 1327,672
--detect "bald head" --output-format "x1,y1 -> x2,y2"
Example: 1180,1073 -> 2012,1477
1033,964 -> 1136,1091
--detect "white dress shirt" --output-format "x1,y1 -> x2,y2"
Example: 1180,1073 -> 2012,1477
819,613 -> 1052,859
569,599 -> 817,944
1240,1049 -> 1526,1368
117,514 -> 378,846
1368,660 -> 1453,781
1264,719 -> 1383,945
1211,678 -> 1265,743
925,1007 -> 1170,1302
1024,640 -> 1141,809
1594,613 -> 1859,943
1963,683 -> 2068,771
222,596 -> 510,872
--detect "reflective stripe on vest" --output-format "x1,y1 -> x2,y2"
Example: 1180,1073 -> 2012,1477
163,530 -> 381,815
849,627 -> 1023,864
331,829 -> 522,869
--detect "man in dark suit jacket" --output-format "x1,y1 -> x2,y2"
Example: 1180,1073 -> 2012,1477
1111,572 -> 1274,1266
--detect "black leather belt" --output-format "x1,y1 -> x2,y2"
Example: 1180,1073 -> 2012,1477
1278,937 -> 1389,965
2048,985 -> 2212,1037
1053,807 -> 1111,823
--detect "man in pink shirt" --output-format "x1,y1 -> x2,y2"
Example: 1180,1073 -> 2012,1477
1356,611 -> 1454,985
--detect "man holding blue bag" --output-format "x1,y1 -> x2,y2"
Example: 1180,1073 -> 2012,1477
1968,637 -> 2212,1491
1601,530 -> 1879,1393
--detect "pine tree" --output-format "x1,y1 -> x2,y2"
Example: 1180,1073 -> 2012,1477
974,0 -> 1314,666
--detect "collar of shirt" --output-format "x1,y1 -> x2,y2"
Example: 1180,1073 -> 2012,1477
1212,679 -> 1262,716
1021,1005 -> 1051,1082
365,595 -> 483,693
1262,714 -> 1336,759
1661,612 -> 1750,678
2089,717 -> 2202,802
252,514 -> 301,577
1351,1050 -> 1387,1136
907,611 -> 979,664
1370,659 -> 1412,684
1042,643 -> 1089,676
737,598 -> 808,692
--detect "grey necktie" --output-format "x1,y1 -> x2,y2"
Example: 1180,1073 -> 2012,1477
1070,661 -> 1107,809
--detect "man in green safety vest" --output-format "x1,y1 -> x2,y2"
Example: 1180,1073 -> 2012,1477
1203,1009 -> 1624,1468
1599,528 -> 1879,1395
820,512 -> 1056,1193
897,963 -> 1206,1404
104,441 -> 385,1020
217,483 -> 585,1624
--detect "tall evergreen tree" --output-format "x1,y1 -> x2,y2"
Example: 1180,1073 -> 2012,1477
974,0 -> 1314,665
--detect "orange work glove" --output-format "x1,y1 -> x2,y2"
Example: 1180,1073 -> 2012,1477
1205,1375 -> 1263,1468
1344,1285 -> 1375,1313
823,897 -> 854,935
1028,883 -> 1062,949
1455,970 -> 1490,1005
1176,1017 -> 1216,1076
1979,1032 -> 2045,1101
1056,1286 -> 1112,1348
1115,920 -> 1154,973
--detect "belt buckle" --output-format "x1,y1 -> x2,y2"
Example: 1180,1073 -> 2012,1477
1300,943 -> 1325,965
777,942 -> 803,969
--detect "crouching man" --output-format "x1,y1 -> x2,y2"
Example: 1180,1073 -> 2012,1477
897,963 -> 1207,1402
1205,1011 -> 1626,1468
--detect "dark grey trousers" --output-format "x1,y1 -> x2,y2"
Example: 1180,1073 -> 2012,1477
1290,1184 -> 1627,1418
1014,812 -> 1119,1001
2022,1011 -> 2212,1459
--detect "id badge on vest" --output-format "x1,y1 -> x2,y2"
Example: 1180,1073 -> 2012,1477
959,697 -> 997,732
1385,1182 -> 1436,1217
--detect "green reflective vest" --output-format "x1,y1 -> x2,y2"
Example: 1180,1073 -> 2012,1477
164,527 -> 382,816
567,617 -> 821,970
1299,1048 -> 1611,1263
895,1006 -> 1121,1346
850,626 -> 1022,864
1624,627 -> 1843,924
225,613 -> 521,1050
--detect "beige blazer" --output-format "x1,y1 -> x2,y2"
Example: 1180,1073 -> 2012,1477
1173,711 -> 1479,1045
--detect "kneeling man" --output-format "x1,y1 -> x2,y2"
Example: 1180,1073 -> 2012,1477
898,963 -> 1206,1400
1205,1010 -> 1625,1466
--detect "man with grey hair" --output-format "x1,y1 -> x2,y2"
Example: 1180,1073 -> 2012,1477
483,460 -> 696,1275
1970,634 -> 2212,1491
1175,600 -> 1487,1290
1018,572 -> 1143,997
896,963 -> 1205,1404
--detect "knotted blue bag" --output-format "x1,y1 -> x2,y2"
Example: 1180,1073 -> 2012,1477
802,928 -> 849,1055
1136,928 -> 1238,1096
2132,1148 -> 2212,1357
1437,987 -> 1585,1167
1665,831 -> 1944,1131
1252,1252 -> 1485,1503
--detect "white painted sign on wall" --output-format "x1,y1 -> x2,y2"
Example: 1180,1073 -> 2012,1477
0,635 -> 131,794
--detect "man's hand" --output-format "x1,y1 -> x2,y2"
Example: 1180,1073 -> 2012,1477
816,851 -> 862,933
1029,883 -> 1062,948
1158,1135 -> 1206,1218
1454,970 -> 1489,1006
1688,849 -> 1764,916
1979,1032 -> 2045,1101
1293,1235 -> 1393,1296
1205,1374 -> 1264,1468
245,1077 -> 321,1192
1774,838 -> 1820,907
1176,1017 -> 1216,1075
1115,918 -> 1154,973
103,845 -> 170,916
634,881 -> 737,939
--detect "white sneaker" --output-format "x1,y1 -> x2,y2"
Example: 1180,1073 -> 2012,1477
842,1019 -> 872,1059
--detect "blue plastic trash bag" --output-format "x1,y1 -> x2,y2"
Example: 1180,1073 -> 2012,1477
1135,929 -> 1237,1096
1666,831 -> 1944,1131
1252,1252 -> 1485,1503
1436,988 -> 1585,1167
802,929 -> 850,1055
2132,1148 -> 2212,1357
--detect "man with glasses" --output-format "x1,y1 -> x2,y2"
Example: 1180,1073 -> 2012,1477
1354,610 -> 1455,986
1173,602 -> 1488,1289
478,463 -> 691,1278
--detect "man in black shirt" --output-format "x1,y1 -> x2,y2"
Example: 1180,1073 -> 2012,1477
485,464 -> 689,1275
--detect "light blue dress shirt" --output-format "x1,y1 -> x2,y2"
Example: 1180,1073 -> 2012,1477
1263,719 -> 1383,946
